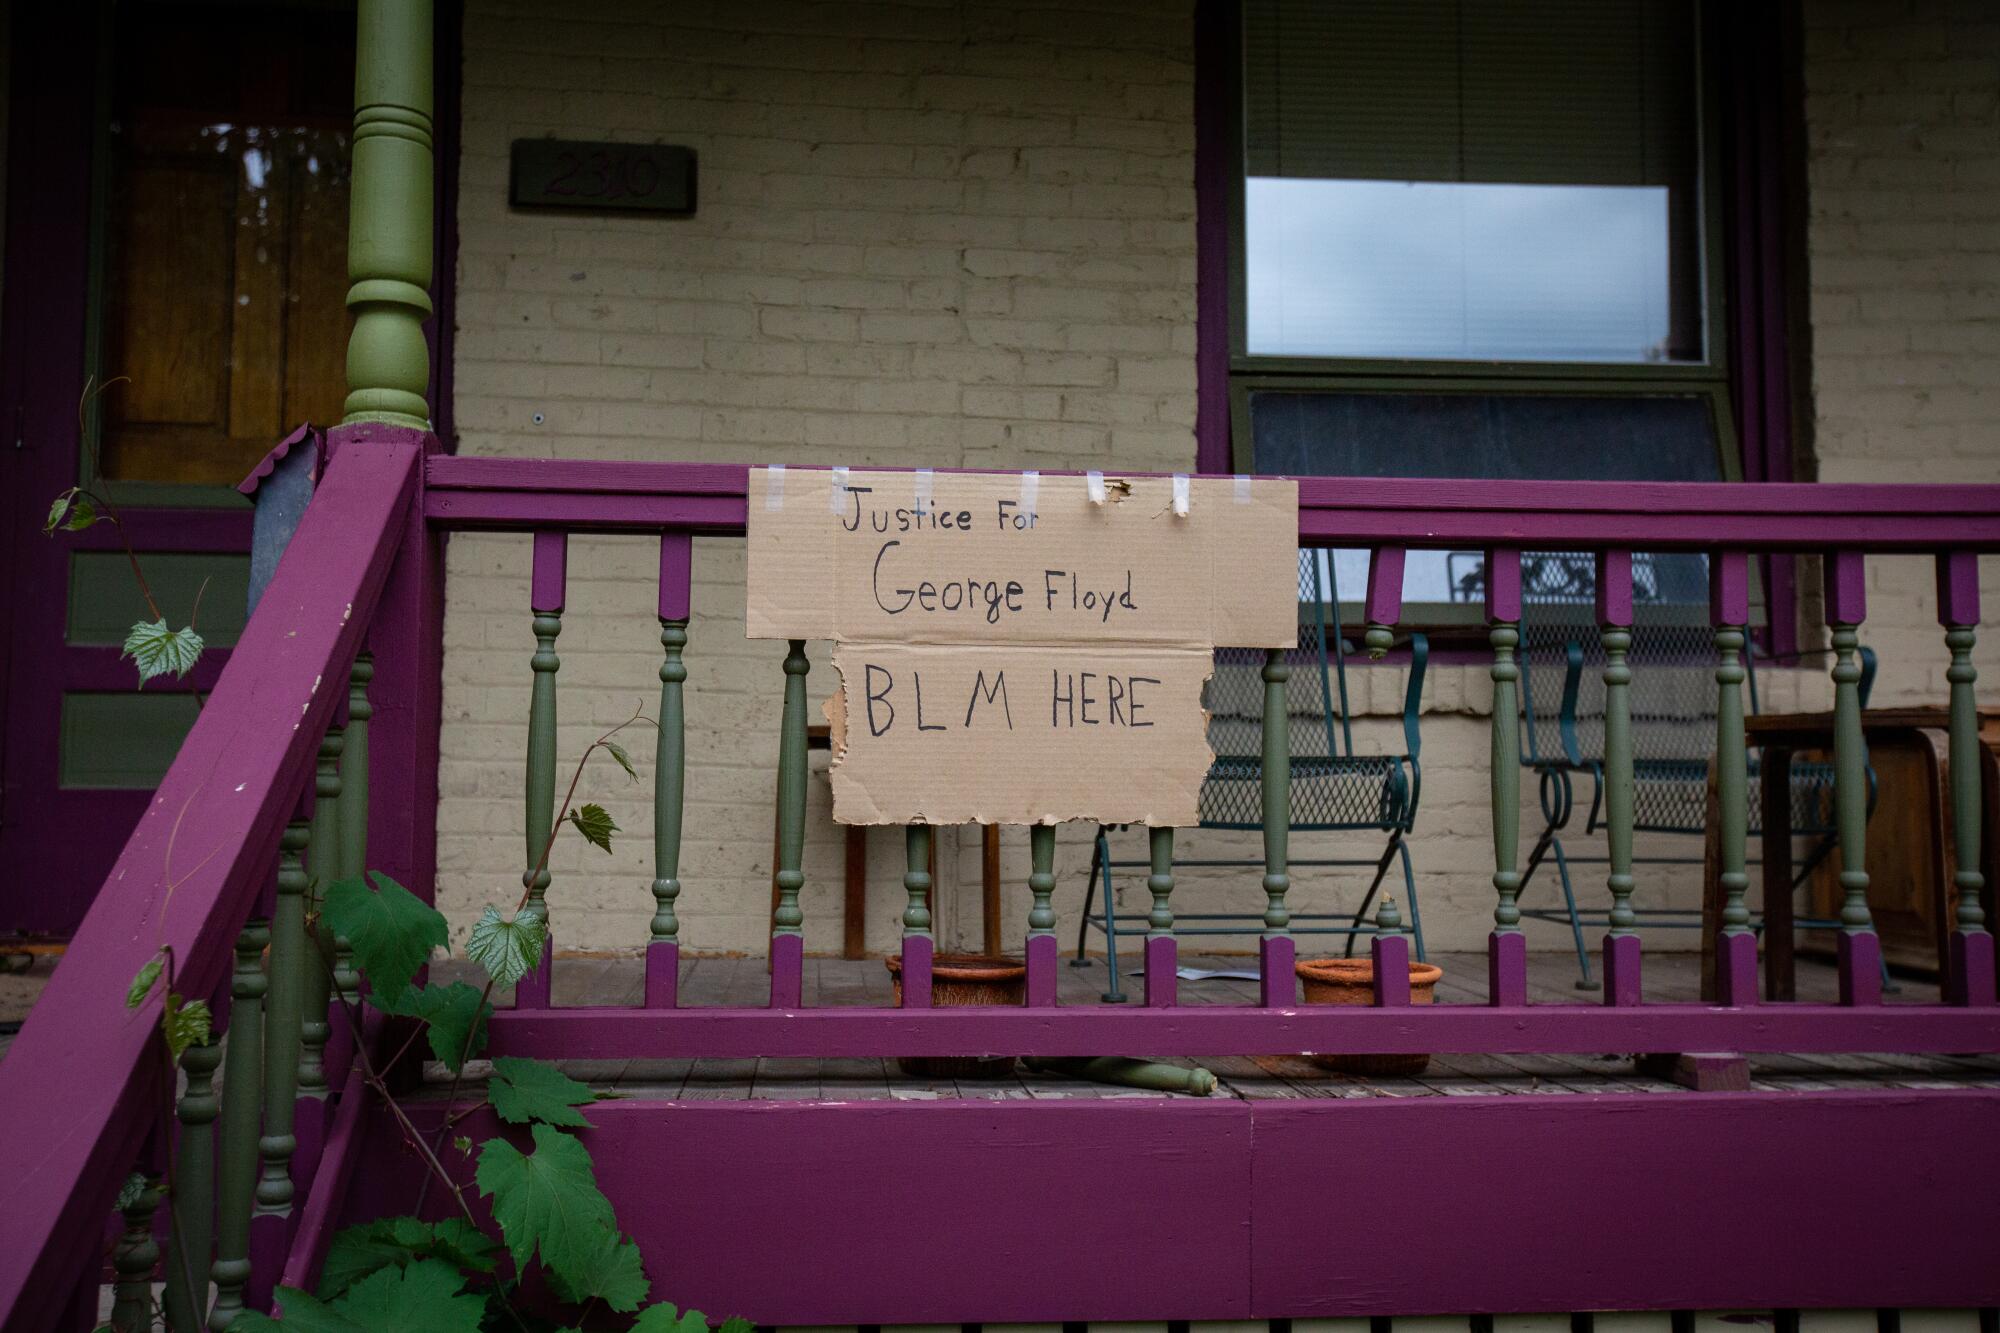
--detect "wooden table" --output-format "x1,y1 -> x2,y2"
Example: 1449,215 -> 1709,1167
1702,708 -> 1999,1001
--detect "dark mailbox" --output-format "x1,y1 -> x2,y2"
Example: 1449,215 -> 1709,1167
509,139 -> 696,213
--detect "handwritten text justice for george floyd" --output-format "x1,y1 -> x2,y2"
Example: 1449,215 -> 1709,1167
838,483 -> 1161,738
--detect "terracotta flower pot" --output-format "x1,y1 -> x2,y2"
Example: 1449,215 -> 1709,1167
1294,957 -> 1443,1077
885,953 -> 1026,1079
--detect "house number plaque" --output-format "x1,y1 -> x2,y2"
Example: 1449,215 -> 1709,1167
509,139 -> 696,213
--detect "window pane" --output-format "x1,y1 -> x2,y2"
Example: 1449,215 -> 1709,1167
1242,0 -> 1702,364
1248,390 -> 1722,481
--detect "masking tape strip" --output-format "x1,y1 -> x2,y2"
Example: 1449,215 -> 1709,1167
1087,470 -> 1107,505
830,465 -> 849,513
915,467 -> 935,516
1234,473 -> 1252,503
765,463 -> 786,509
1171,472 -> 1190,517
1019,469 -> 1039,522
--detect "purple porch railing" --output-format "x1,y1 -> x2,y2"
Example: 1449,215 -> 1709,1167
3,424 -> 2000,1328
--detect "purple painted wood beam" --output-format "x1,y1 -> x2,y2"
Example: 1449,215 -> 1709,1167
900,934 -> 933,1008
483,1002 -> 2000,1061
1026,935 -> 1058,1006
658,532 -> 692,622
1365,546 -> 1405,627
0,442 -> 419,1330
1370,933 -> 1411,1005
1259,935 -> 1295,1007
1840,931 -> 1884,1007
1482,547 -> 1522,624
1950,932 -> 1995,1008
530,529 -> 568,614
1487,933 -> 1528,1008
645,941 -> 679,1009
421,456 -> 2000,551
384,1091 -> 2000,1323
1709,549 -> 1751,627
1603,934 -> 1642,1008
278,1024 -> 376,1295
1823,549 -> 1867,626
1936,549 -> 1981,626
1594,549 -> 1633,629
1715,933 -> 1759,1007
769,934 -> 804,1009
1146,936 -> 1178,1007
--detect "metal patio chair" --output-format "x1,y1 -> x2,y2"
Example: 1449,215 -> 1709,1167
1484,551 -> 1877,989
1074,550 -> 1429,1002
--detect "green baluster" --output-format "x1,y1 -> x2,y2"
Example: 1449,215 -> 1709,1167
1486,548 -> 1527,1005
653,620 -> 687,944
1946,623 -> 1986,938
649,618 -> 688,1007
335,656 -> 372,1003
299,727 -> 343,1099
111,1174 -> 162,1332
343,0 -> 434,427
520,540 -> 563,1006
1938,551 -> 1993,1005
1714,622 -> 1755,993
1489,623 -> 1523,935
162,1037 -> 219,1332
903,823 -> 933,937
1146,826 -> 1177,1006
210,923 -> 269,1328
1259,647 -> 1293,1006
258,820 -> 309,1216
1831,623 -> 1872,939
768,640 -> 809,1006
1602,625 -> 1635,938
1026,824 -> 1057,1005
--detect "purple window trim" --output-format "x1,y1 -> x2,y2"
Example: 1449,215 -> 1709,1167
1193,0 -> 1809,658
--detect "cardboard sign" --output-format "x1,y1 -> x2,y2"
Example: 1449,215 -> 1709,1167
746,468 -> 1298,826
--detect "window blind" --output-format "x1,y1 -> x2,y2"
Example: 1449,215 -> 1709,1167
1242,0 -> 1697,189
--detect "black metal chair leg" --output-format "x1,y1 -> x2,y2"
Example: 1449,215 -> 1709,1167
1074,826 -> 1103,965
1097,827 -> 1127,1003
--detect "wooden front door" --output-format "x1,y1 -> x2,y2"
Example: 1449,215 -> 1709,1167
0,4 -> 354,936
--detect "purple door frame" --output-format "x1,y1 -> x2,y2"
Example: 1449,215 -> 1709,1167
0,3 -> 460,936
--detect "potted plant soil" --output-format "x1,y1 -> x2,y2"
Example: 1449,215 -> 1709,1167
1294,955 -> 1443,1077
884,953 -> 1026,1078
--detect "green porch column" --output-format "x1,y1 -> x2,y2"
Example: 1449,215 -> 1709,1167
344,0 -> 434,426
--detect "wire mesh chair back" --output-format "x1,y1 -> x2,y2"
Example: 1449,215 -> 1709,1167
1198,551 -> 1411,831
1517,552 -> 1742,832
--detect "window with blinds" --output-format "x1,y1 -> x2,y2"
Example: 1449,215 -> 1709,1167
1239,0 -> 1703,364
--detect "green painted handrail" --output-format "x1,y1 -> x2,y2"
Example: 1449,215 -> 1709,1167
653,620 -> 688,942
209,922 -> 269,1327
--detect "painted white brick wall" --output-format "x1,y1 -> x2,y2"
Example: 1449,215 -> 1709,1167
439,0 -> 1999,964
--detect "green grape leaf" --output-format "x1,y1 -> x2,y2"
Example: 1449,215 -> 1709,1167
716,1317 -> 756,1333
319,1217 -> 500,1301
474,1124 -> 616,1292
45,489 -> 103,535
233,1287 -> 367,1332
546,1229 -> 649,1313
604,740 -> 637,780
466,905 -> 545,987
114,1172 -> 150,1212
452,1135 -> 473,1156
370,981 -> 491,1073
122,618 -> 205,687
126,957 -> 163,1008
632,1304 -> 712,1333
162,994 -> 212,1062
332,1259 -> 485,1333
324,871 -> 448,1000
487,1056 -> 598,1128
567,803 -> 618,853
